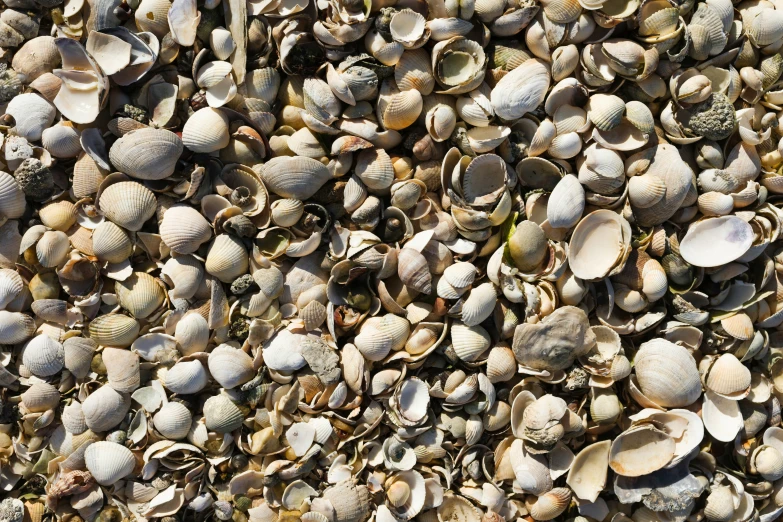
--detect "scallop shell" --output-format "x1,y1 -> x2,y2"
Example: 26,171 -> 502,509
73,153 -> 108,198
85,441 -> 136,486
270,198 -> 304,228
153,402 -> 192,439
210,27 -> 236,61
203,394 -> 244,433
99,181 -> 157,232
88,314 -> 141,348
160,205 -> 213,254
23,334 -> 64,377
164,359 -> 209,394
182,107 -> 230,153
109,128 -> 183,180
92,221 -> 133,263
21,382 -> 60,413
40,200 -> 77,231
205,234 -> 249,283
207,344 -> 255,389
115,272 -> 165,319
82,384 -> 131,433
633,339 -> 701,408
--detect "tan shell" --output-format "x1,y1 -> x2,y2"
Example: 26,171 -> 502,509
21,382 -> 60,412
116,272 -> 166,319
88,314 -> 141,348
103,347 -> 140,393
63,337 -> 96,378
92,221 -> 133,263
207,344 -> 255,389
182,108 -> 230,153
85,441 -> 136,486
205,234 -> 249,283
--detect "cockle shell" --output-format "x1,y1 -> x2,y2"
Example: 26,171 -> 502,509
85,441 -> 136,486
207,344 -> 255,389
633,339 -> 701,408
88,314 -> 141,348
153,402 -> 192,439
182,108 -> 230,153
81,385 -> 131,432
92,221 -> 133,263
160,205 -> 213,254
205,234 -> 249,283
99,181 -> 157,232
115,272 -> 165,319
109,128 -> 183,180
23,334 -> 64,377
203,394 -> 244,433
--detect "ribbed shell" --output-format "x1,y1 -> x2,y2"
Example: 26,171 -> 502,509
39,200 -> 77,231
395,49 -> 435,94
41,124 -> 81,158
451,323 -> 491,362
115,272 -> 165,319
92,221 -> 133,263
63,337 -> 96,378
486,346 -> 516,383
22,334 -> 64,377
161,255 -> 204,300
30,299 -> 70,324
134,0 -> 170,37
21,381 -> 60,412
108,128 -> 183,180
460,283 -> 497,327
73,153 -> 106,198
153,402 -> 192,439
88,314 -> 141,348
61,401 -> 87,434
205,234 -> 249,283
174,312 -> 210,355
164,359 -> 209,394
207,344 -> 255,389
706,353 -> 751,398
356,148 -> 395,191
0,269 -> 23,309
160,205 -> 213,254
36,230 -> 69,267
67,225 -> 94,255
81,384 -> 130,432
182,108 -> 230,153
203,394 -> 244,433
322,481 -> 372,522
84,441 -> 136,486
99,181 -> 157,232
0,171 -> 25,220
261,156 -> 332,199
103,347 -> 140,393
634,339 -> 701,407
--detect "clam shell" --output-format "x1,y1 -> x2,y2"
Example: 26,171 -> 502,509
40,200 -> 77,232
182,108 -> 230,153
85,441 -> 136,487
526,488 -> 571,521
679,216 -> 754,268
461,283 -> 497,327
21,382 -> 60,413
568,210 -> 631,281
63,337 -> 96,378
261,156 -> 332,200
203,394 -> 244,433
161,255 -> 204,300
92,221 -> 133,263
398,248 -> 432,294
633,339 -> 701,408
115,272 -> 165,319
609,425 -> 674,477
0,310 -> 35,344
705,353 -> 751,398
207,344 -> 255,389
451,323 -> 491,362
164,359 -> 209,394
0,171 -> 26,220
36,230 -> 69,267
103,347 -> 140,393
205,234 -> 249,283
486,346 -> 516,383
99,181 -> 157,232
491,58 -> 550,121
356,148 -> 395,191
322,481 -> 372,522
160,205 -> 213,254
82,385 -> 131,433
23,334 -> 64,377
109,128 -> 183,180
6,93 -> 55,142
587,94 -> 626,131
547,174 -> 584,229
153,402 -> 192,439
88,314 -> 141,348
41,123 -> 82,158
174,312 -> 210,355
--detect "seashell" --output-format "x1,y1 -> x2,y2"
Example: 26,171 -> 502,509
61,401 -> 87,434
39,200 -> 77,232
568,210 -> 631,281
153,402 -> 192,439
720,313 -> 754,341
6,93 -> 55,142
547,174 -> 584,229
88,314 -> 141,348
41,124 -> 82,159
704,486 -> 737,522
92,221 -> 133,263
261,156 -> 332,200
491,59 -> 550,121
679,216 -> 754,268
36,230 -> 69,267
164,359 -> 209,394
461,283 -> 497,326
395,49 -> 435,94
0,172 -> 26,220
115,272 -> 165,319
398,248 -> 432,294
486,346 -> 516,383
356,148 -> 395,191
21,382 -> 60,413
85,441 -> 136,486
322,481 -> 371,522
109,128 -> 183,180
12,36 -> 60,82
182,108 -> 230,153
161,255 -> 204,300
63,337 -> 96,378
210,27 -> 236,61
633,339 -> 701,408
99,181 -> 157,232
203,394 -> 244,433
704,353 -> 751,399
609,424 -> 674,477
567,440 -> 610,502
437,494 -> 481,522
160,205 -> 213,254
451,323 -> 491,362
378,88 -> 423,131
23,334 -> 64,377
525,488 -> 571,521
697,191 -> 734,216
174,313 -> 210,355
82,385 -> 131,432
206,234 -> 249,283
103,347 -> 140,393
207,344 -> 255,389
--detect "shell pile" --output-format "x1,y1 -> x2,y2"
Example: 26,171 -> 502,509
4,0 -> 783,520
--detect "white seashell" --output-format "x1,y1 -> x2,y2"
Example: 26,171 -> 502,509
547,174 -> 584,229
153,402 -> 192,439
451,323 -> 491,362
164,359 -> 209,394
460,283 -> 497,327
85,441 -> 136,486
82,384 -> 131,432
491,59 -> 550,121
182,108 -> 230,153
6,93 -> 55,141
160,205 -> 213,254
99,181 -> 157,232
679,216 -> 754,268
207,344 -> 255,389
23,334 -> 64,377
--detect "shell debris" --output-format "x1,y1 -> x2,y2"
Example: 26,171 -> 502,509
2,0 -> 783,521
